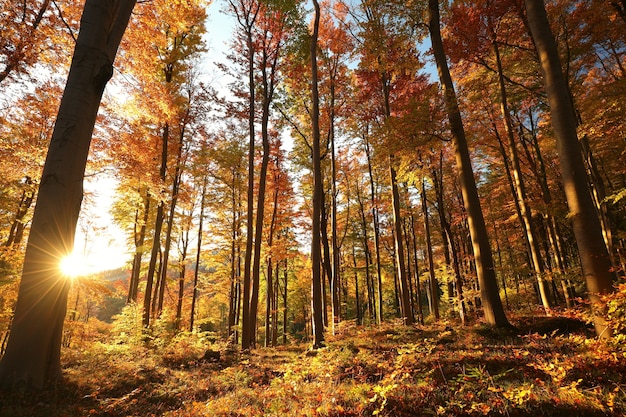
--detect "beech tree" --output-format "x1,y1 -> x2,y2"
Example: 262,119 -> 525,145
524,0 -> 615,337
310,0 -> 325,348
427,0 -> 509,327
0,0 -> 136,390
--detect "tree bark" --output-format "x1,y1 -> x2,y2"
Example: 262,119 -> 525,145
128,191 -> 149,303
143,123 -> 168,327
310,0 -> 325,348
189,178 -> 207,332
525,0 -> 615,338
364,133 -> 384,324
428,0 -> 509,327
0,0 -> 136,390
156,125 -> 186,317
389,156 -> 414,325
494,40 -> 552,313
238,1 -> 259,350
422,178 -> 439,321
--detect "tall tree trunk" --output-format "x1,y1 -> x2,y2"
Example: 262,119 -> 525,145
175,219 -> 190,331
228,169 -> 241,341
494,40 -> 552,313
320,198 -> 332,326
433,165 -> 467,324
265,181 -> 279,347
421,178 -> 439,321
428,0 -> 509,327
128,191 -> 149,303
329,79 -> 341,330
156,126 -> 186,317
409,213 -> 424,324
524,0 -> 615,338
240,10 -> 258,350
310,0 -> 325,348
282,259 -> 288,344
248,89 -> 270,350
364,133 -> 384,324
389,156 -> 414,325
0,0 -> 136,390
143,123 -> 168,327
352,243 -> 362,325
189,178 -> 207,332
356,180 -> 374,324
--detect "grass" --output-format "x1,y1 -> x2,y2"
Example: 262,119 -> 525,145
1,315 -> 625,416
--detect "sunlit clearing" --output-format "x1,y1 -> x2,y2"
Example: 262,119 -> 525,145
60,253 -> 89,278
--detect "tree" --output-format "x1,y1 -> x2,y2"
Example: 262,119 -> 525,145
427,0 -> 509,327
0,0 -> 136,390
524,0 -> 615,337
227,0 -> 261,350
310,0 -> 325,349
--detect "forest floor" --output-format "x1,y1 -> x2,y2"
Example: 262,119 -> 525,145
1,314 -> 625,416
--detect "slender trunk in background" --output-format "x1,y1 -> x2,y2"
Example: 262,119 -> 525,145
422,178 -> 439,320
128,191 -> 149,303
525,0 -> 615,338
356,179 -> 374,323
410,213 -> 424,324
175,219 -> 190,330
189,178 -> 207,332
364,133 -> 383,323
228,169 -> 241,340
428,0 -> 509,327
143,123 -> 169,327
282,259 -> 288,344
157,126 -> 186,317
0,0 -> 136,390
494,40 -> 552,313
320,199 -> 331,326
4,177 -> 35,247
265,183 -> 279,347
389,156 -> 414,324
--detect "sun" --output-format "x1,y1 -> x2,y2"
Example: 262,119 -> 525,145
59,253 -> 89,278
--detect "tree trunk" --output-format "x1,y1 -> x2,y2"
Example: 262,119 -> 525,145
0,0 -> 136,390
241,14 -> 257,350
143,123 -> 168,327
329,79 -> 341,330
265,182 -> 279,347
128,191 -> 149,303
189,178 -> 207,332
494,40 -> 552,313
389,156 -> 414,325
282,259 -> 288,344
175,224 -> 189,331
422,178 -> 439,321
364,133 -> 384,324
156,126 -> 186,317
428,0 -> 509,327
525,0 -> 615,338
310,0 -> 325,348
432,163 -> 466,324
352,243 -> 362,325
4,177 -> 35,247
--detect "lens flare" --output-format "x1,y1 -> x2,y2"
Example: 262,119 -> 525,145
59,253 -> 89,278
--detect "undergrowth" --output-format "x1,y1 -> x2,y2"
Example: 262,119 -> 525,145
1,315 -> 625,416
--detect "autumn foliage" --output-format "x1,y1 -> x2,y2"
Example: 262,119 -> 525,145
0,0 -> 625,412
